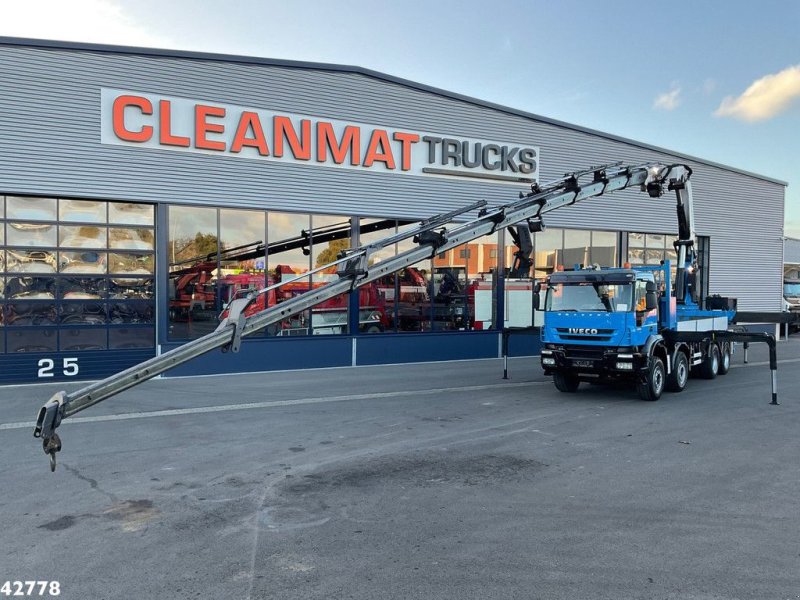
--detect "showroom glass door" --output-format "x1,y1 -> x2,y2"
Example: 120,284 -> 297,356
0,195 -> 157,383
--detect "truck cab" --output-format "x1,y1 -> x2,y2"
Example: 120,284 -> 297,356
540,267 -> 660,383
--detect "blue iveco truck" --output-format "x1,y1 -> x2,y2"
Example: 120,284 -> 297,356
537,164 -> 776,402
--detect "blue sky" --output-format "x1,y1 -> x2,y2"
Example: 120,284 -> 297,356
2,0 -> 798,234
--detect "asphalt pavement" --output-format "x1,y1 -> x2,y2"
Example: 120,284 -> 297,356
1,340 -> 799,600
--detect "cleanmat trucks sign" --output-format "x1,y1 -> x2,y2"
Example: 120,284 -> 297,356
101,88 -> 539,184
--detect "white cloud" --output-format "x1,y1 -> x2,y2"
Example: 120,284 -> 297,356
653,85 -> 681,111
715,65 -> 800,122
0,0 -> 171,48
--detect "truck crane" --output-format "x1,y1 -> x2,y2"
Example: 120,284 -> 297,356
33,162 -> 779,471
536,164 -> 778,402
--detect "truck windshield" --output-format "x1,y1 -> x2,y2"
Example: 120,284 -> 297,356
784,283 -> 800,297
546,282 -> 633,312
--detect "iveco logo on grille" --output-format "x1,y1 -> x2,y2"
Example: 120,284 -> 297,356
568,328 -> 598,334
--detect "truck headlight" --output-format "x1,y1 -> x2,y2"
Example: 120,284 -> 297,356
542,357 -> 556,366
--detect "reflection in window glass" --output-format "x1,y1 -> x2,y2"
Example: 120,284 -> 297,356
628,232 -> 645,248
109,228 -> 154,251
7,329 -> 57,352
60,302 -> 107,325
109,202 -> 154,225
60,328 -> 107,351
6,197 -> 57,221
59,251 -> 106,274
60,277 -> 107,300
309,215 -> 349,335
463,232 -> 498,330
110,301 -> 154,324
7,250 -> 57,273
5,277 -> 56,299
218,209 -> 266,336
268,212 -> 311,336
646,234 -> 665,250
0,197 -> 155,357
0,195 -> 4,219
60,200 -> 106,223
563,229 -> 591,268
6,223 -> 57,247
645,248 -> 664,265
109,252 -> 153,275
110,327 -> 154,349
533,228 -> 562,279
108,278 -> 153,299
59,225 -> 107,249
6,302 -> 57,326
591,231 -> 617,267
360,219 -> 397,333
168,205 -> 219,340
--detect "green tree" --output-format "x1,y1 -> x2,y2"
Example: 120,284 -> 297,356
315,238 -> 351,267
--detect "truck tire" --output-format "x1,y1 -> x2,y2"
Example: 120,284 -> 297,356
699,343 -> 720,379
553,371 -> 580,393
718,343 -> 731,375
638,356 -> 665,401
665,351 -> 689,393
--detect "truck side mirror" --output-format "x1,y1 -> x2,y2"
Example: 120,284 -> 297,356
532,282 -> 541,309
645,281 -> 657,312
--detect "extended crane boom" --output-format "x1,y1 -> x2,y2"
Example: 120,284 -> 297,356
34,162 -> 687,471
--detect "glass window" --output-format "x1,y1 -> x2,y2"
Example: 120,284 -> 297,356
6,302 -> 57,326
60,277 -> 107,300
1,197 -> 155,358
5,277 -> 56,300
108,277 -> 153,300
463,232 -> 498,331
359,218 -> 397,334
628,232 -> 645,248
60,200 -> 106,223
112,252 -> 151,275
6,223 -> 57,247
563,229 -> 591,269
591,231 -> 617,266
6,197 -> 57,221
267,212 -> 311,336
309,214 -> 350,335
646,234 -> 665,250
7,250 -> 58,273
109,202 -> 154,225
60,301 -> 107,325
110,327 -> 154,349
59,225 -> 107,249
533,228 -> 562,279
168,206 -> 219,340
60,328 -> 107,351
59,251 -> 106,274
7,329 -> 57,352
219,209 -> 267,335
109,227 -> 155,251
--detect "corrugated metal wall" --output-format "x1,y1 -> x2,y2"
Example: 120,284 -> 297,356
0,43 -> 786,310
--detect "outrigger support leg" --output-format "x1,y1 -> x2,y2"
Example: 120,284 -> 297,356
662,330 -> 778,404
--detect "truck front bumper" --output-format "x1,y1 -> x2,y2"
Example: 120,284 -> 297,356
540,346 -> 648,379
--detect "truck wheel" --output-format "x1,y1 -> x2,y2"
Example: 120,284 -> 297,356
553,371 -> 580,393
718,343 -> 731,375
638,356 -> 665,401
699,343 -> 720,379
665,351 -> 689,393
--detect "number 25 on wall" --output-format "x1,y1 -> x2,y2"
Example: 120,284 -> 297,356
37,358 -> 80,378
